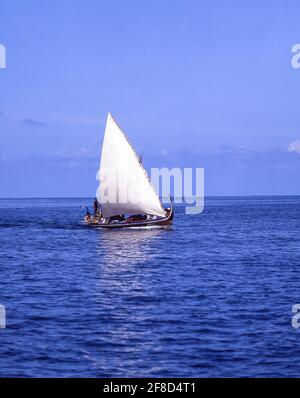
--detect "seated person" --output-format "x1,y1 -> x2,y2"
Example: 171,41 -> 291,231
92,214 -> 101,224
127,214 -> 147,223
108,214 -> 125,223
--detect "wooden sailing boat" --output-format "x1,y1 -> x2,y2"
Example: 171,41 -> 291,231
85,113 -> 173,228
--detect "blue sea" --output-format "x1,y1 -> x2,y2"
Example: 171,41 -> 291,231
1,196 -> 300,377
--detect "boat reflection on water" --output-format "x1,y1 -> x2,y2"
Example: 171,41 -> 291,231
96,227 -> 164,270
94,227 -> 169,301
87,228 -> 170,376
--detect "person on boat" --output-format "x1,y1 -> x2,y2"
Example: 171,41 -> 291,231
96,203 -> 103,219
165,207 -> 171,216
92,214 -> 100,224
93,198 -> 99,215
84,208 -> 92,223
127,214 -> 147,223
108,214 -> 125,223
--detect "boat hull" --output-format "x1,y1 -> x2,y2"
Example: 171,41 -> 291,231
85,206 -> 173,229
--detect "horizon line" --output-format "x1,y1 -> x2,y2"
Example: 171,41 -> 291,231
1,194 -> 300,200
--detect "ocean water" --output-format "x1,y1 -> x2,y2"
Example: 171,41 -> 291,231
1,196 -> 300,377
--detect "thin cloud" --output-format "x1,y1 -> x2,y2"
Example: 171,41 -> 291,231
288,140 -> 300,154
52,147 -> 96,160
21,118 -> 47,127
1,111 -> 101,127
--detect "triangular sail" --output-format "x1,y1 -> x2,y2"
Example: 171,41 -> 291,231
97,113 -> 166,219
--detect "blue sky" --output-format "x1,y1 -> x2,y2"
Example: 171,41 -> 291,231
1,0 -> 300,196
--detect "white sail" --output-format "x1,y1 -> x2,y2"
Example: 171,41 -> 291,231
97,113 -> 166,219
